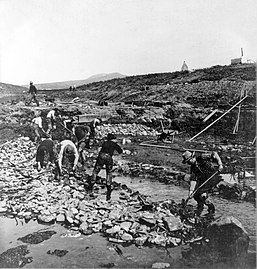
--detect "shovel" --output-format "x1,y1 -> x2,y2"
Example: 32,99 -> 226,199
183,170 -> 220,206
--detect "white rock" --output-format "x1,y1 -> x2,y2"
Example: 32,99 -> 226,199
152,262 -> 170,269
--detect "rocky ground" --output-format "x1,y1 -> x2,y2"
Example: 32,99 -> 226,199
0,63 -> 256,268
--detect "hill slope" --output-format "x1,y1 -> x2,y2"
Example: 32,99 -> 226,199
75,63 -> 256,106
0,82 -> 27,97
34,72 -> 126,90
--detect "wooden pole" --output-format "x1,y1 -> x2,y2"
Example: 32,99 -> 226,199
160,120 -> 164,132
233,89 -> 244,134
188,95 -> 248,142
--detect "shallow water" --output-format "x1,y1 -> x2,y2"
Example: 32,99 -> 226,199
0,173 -> 256,268
114,174 -> 256,254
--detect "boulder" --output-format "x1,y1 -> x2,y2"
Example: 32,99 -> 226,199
205,216 -> 249,259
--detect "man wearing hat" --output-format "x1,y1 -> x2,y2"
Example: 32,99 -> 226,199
182,150 -> 223,216
28,81 -> 39,106
90,133 -> 123,200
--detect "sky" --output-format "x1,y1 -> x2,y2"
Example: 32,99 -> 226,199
0,0 -> 256,85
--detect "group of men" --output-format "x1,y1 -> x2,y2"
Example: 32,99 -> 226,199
33,108 -> 122,201
29,83 -> 224,213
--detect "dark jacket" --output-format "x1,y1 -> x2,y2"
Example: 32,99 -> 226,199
100,140 -> 122,157
36,139 -> 55,166
29,85 -> 37,94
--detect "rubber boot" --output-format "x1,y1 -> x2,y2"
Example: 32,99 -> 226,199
88,183 -> 94,193
88,174 -> 96,193
106,185 -> 112,201
195,203 -> 204,216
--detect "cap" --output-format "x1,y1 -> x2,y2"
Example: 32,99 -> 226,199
107,133 -> 116,141
182,150 -> 194,164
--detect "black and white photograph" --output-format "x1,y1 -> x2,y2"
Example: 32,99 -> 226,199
0,0 -> 256,268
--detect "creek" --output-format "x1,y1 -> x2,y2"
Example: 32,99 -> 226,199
0,173 -> 255,268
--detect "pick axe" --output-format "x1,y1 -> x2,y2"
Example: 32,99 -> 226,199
183,170 -> 220,206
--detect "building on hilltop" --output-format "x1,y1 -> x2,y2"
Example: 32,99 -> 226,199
181,61 -> 188,71
231,48 -> 244,65
231,58 -> 242,65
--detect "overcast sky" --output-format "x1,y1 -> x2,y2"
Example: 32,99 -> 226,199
0,0 -> 256,85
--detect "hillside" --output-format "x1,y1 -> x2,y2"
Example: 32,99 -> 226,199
0,82 -> 27,101
76,63 -> 256,105
33,72 -> 126,90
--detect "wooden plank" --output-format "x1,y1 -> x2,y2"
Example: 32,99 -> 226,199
183,148 -> 211,153
188,95 -> 249,142
202,109 -> 219,123
139,142 -> 183,152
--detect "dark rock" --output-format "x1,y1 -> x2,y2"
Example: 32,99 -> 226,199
205,216 -> 250,259
47,249 -> 68,257
18,231 -> 56,244
0,245 -> 32,268
99,262 -> 115,268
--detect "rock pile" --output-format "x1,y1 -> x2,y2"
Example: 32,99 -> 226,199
0,137 -> 207,248
98,123 -> 159,137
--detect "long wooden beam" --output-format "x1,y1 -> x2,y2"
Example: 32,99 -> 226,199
188,95 -> 249,142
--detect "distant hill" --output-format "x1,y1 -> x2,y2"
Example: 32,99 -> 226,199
0,82 -> 27,102
0,82 -> 27,96
34,72 -> 126,90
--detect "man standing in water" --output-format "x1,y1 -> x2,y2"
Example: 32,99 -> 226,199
182,150 -> 223,216
89,133 -> 122,201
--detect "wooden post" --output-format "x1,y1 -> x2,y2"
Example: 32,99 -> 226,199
160,120 -> 164,132
188,95 -> 248,142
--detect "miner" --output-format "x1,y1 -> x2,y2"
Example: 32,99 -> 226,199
31,111 -> 45,143
56,139 -> 79,179
89,133 -> 122,200
182,150 -> 223,216
46,108 -> 59,136
35,138 -> 56,171
28,81 -> 39,106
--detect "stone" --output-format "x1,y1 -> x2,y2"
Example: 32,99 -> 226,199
56,214 -> 65,222
120,221 -> 132,232
103,220 -> 113,228
70,207 -> 79,215
121,233 -> 133,241
38,214 -> 55,223
134,235 -> 148,246
152,262 -> 170,269
66,215 -> 74,224
163,216 -> 183,231
205,216 -> 250,258
148,233 -> 166,247
0,207 -> 7,213
166,237 -> 181,246
79,222 -> 89,234
105,225 -> 121,235
139,217 -> 156,227
92,223 -> 102,233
